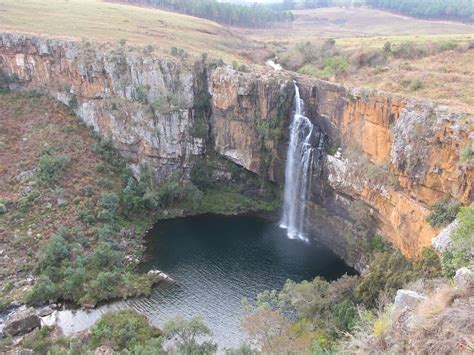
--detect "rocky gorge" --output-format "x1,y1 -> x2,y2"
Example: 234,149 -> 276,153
0,32 -> 473,271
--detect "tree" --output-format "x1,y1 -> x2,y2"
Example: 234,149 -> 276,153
242,308 -> 296,353
366,0 -> 473,22
91,310 -> 162,351
163,316 -> 217,354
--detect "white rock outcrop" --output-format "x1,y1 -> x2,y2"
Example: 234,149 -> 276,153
432,220 -> 458,252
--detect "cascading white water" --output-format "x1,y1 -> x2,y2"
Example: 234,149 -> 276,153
280,83 -> 315,241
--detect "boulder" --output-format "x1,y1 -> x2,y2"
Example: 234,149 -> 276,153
38,307 -> 55,317
4,307 -> 41,337
394,289 -> 426,312
15,168 -> 36,182
432,220 -> 458,252
454,267 -> 473,289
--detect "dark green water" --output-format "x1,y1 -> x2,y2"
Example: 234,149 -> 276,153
140,214 -> 354,349
14,215 -> 354,348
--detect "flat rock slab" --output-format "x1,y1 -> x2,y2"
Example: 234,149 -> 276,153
4,307 -> 41,337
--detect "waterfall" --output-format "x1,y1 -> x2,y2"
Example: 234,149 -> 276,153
280,83 -> 315,241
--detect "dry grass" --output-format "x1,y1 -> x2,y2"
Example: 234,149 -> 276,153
0,93 -> 124,282
0,0 -> 254,61
238,7 -> 474,112
241,7 -> 474,45
340,279 -> 474,354
416,285 -> 459,320
343,49 -> 474,113
411,289 -> 474,354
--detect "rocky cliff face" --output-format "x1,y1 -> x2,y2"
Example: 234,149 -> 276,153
210,68 -> 473,267
1,32 -> 472,269
0,33 -> 206,182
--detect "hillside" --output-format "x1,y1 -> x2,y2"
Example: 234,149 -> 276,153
239,7 -> 474,113
0,92 -> 160,308
0,0 -> 254,61
241,7 -> 474,44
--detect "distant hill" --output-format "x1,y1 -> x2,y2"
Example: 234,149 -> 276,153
110,0 -> 294,28
366,0 -> 473,24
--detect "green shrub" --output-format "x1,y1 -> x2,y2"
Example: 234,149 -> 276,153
0,70 -> 10,94
392,42 -> 427,59
91,310 -> 162,351
327,141 -> 340,156
441,249 -> 470,278
83,185 -> 94,197
97,209 -> 116,222
68,95 -> 78,109
332,300 -> 357,332
460,141 -> 474,163
96,177 -> 114,189
355,248 -> 441,307
22,326 -> 57,354
323,55 -> 349,71
426,200 -> 460,228
369,234 -> 386,253
438,40 -> 458,52
184,184 -> 204,211
143,45 -> 154,56
38,154 -> 71,184
298,64 -> 333,80
85,271 -> 122,302
442,203 -> 474,277
414,247 -> 442,279
95,162 -> 109,173
25,275 -> 57,305
157,179 -> 181,207
92,139 -> 118,165
89,242 -> 122,270
36,234 -> 71,272
135,85 -> 149,104
409,77 -> 424,91
350,50 -> 386,68
355,251 -> 415,307
78,207 -> 95,224
100,192 -> 119,212
190,160 -> 211,188
60,266 -> 86,301
120,192 -> 145,217
27,191 -> 40,203
95,224 -> 117,241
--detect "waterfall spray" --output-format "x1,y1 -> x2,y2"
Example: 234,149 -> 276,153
280,83 -> 315,241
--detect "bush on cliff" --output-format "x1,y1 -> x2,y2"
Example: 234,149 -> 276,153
355,248 -> 442,307
426,200 -> 460,228
441,203 -> 474,277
